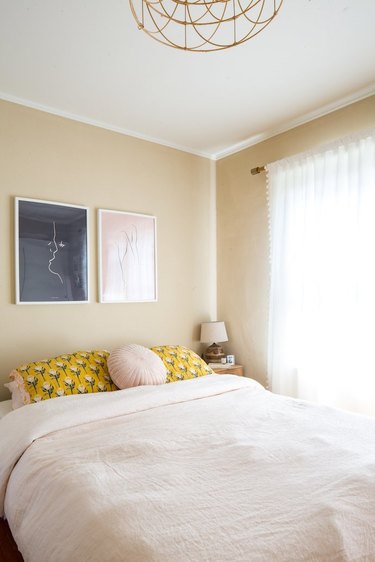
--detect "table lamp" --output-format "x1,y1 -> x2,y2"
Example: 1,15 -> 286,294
200,321 -> 228,363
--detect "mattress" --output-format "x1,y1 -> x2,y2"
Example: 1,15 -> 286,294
0,400 -> 12,419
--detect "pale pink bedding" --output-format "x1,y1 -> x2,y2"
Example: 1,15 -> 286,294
1,375 -> 375,562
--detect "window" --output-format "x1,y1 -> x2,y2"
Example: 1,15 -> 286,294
267,130 -> 375,415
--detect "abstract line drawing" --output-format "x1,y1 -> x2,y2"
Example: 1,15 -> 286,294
15,198 -> 89,304
117,225 -> 139,294
47,221 -> 64,284
99,209 -> 157,303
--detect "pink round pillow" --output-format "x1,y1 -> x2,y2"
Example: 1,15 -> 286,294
108,344 -> 167,389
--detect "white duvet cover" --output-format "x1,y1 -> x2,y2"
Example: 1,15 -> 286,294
1,375 -> 375,562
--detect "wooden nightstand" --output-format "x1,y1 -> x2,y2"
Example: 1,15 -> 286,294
211,364 -> 244,376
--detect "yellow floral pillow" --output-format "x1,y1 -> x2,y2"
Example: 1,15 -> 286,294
8,350 -> 118,407
150,345 -> 214,383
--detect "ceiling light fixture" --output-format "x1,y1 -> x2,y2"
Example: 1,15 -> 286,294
129,0 -> 283,52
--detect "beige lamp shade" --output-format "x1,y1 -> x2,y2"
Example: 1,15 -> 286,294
200,321 -> 228,363
200,321 -> 228,344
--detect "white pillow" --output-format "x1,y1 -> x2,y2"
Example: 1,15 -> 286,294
4,378 -> 29,410
108,344 -> 167,389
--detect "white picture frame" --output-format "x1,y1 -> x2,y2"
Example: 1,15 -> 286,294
98,209 -> 157,304
15,197 -> 89,304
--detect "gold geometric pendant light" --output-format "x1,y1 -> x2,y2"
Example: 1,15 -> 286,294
129,0 -> 283,52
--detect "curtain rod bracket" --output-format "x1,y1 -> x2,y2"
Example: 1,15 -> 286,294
250,166 -> 266,175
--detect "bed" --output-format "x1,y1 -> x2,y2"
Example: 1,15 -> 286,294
1,374 -> 375,562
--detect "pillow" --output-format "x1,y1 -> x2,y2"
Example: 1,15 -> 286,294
108,344 -> 167,389
4,378 -> 29,410
150,345 -> 214,383
6,350 -> 117,409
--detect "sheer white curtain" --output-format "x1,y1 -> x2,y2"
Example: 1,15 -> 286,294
267,130 -> 375,416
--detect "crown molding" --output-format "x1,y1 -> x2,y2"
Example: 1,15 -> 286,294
1,86 -> 374,163
0,92 -> 214,161
213,84 -> 375,161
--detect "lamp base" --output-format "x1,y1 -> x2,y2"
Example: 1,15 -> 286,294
204,343 -> 225,363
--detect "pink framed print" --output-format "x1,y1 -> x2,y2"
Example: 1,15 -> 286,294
98,209 -> 157,303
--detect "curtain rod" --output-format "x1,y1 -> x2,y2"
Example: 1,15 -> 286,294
250,165 -> 266,175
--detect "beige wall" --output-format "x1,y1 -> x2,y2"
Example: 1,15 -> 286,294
2,94 -> 375,401
217,95 -> 375,388
0,100 -> 215,400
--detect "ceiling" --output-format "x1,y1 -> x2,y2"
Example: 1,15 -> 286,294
1,0 -> 375,160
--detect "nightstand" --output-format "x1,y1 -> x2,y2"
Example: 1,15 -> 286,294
211,364 -> 244,376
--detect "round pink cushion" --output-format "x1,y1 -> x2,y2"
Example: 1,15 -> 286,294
108,344 -> 167,389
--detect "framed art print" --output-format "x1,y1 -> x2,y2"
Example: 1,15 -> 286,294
98,209 -> 157,303
15,197 -> 89,304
